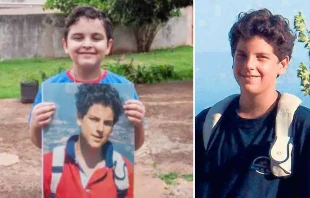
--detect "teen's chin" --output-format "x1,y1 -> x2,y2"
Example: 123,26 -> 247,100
88,137 -> 108,148
88,140 -> 105,149
239,84 -> 262,94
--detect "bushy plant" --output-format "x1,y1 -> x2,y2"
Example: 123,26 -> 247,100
294,12 -> 310,95
39,66 -> 66,82
21,73 -> 39,84
102,63 -> 177,83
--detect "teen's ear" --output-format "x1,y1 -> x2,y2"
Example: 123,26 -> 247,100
76,113 -> 82,126
62,38 -> 69,54
278,55 -> 290,76
105,39 -> 114,55
76,118 -> 81,126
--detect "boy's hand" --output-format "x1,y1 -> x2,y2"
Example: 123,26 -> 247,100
123,100 -> 145,128
30,102 -> 56,130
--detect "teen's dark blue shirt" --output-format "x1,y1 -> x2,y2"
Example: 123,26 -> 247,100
195,96 -> 310,198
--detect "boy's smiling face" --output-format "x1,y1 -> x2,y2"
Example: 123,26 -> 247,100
233,36 -> 289,95
63,17 -> 113,70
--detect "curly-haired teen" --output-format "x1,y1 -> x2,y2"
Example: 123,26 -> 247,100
196,9 -> 310,198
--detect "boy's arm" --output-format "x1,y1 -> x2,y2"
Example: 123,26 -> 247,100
305,137 -> 310,196
291,109 -> 310,197
28,89 -> 43,148
123,99 -> 145,151
28,102 -> 56,149
298,128 -> 310,197
195,108 -> 211,197
134,123 -> 145,150
29,124 -> 43,148
133,91 -> 145,150
28,87 -> 56,148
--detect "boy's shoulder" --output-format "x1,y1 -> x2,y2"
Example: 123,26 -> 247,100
294,105 -> 310,123
103,70 -> 139,99
44,71 -> 71,83
195,95 -> 239,126
195,107 -> 211,134
103,70 -> 132,84
196,108 -> 210,122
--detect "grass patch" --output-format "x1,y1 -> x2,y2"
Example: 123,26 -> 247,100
0,46 -> 192,99
181,174 -> 193,182
156,172 -> 178,185
155,172 -> 193,185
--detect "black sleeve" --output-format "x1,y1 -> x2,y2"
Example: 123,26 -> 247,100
291,106 -> 310,197
298,116 -> 310,197
195,108 -> 210,197
302,135 -> 310,197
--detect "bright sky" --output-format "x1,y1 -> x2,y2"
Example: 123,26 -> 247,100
196,0 -> 310,55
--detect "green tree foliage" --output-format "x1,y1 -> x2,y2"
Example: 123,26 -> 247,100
44,0 -> 193,52
294,12 -> 310,96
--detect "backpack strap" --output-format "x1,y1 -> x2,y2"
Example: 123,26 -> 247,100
112,151 -> 129,198
50,145 -> 66,198
203,94 -> 239,149
105,141 -> 130,197
270,93 -> 301,177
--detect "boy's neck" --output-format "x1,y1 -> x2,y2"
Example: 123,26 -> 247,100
71,67 -> 102,82
75,136 -> 104,169
238,89 -> 279,119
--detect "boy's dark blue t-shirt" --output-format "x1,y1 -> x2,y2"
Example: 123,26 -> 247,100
195,96 -> 310,198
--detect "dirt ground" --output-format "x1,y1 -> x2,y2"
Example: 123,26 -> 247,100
0,81 -> 193,198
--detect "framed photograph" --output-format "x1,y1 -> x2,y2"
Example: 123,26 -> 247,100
42,83 -> 135,198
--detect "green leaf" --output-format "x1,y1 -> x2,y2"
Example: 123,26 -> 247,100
294,12 -> 310,96
298,32 -> 309,43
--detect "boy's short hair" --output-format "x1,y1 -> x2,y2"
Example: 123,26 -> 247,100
229,9 -> 296,61
64,6 -> 113,41
75,84 -> 123,124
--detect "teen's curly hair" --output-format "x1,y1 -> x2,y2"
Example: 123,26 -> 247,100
229,9 -> 296,61
75,84 -> 123,124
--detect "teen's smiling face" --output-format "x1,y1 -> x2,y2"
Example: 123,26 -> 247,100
233,36 -> 289,95
62,17 -> 113,70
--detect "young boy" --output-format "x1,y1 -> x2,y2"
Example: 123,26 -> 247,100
44,84 -> 133,198
195,9 -> 310,198
28,6 -> 145,151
